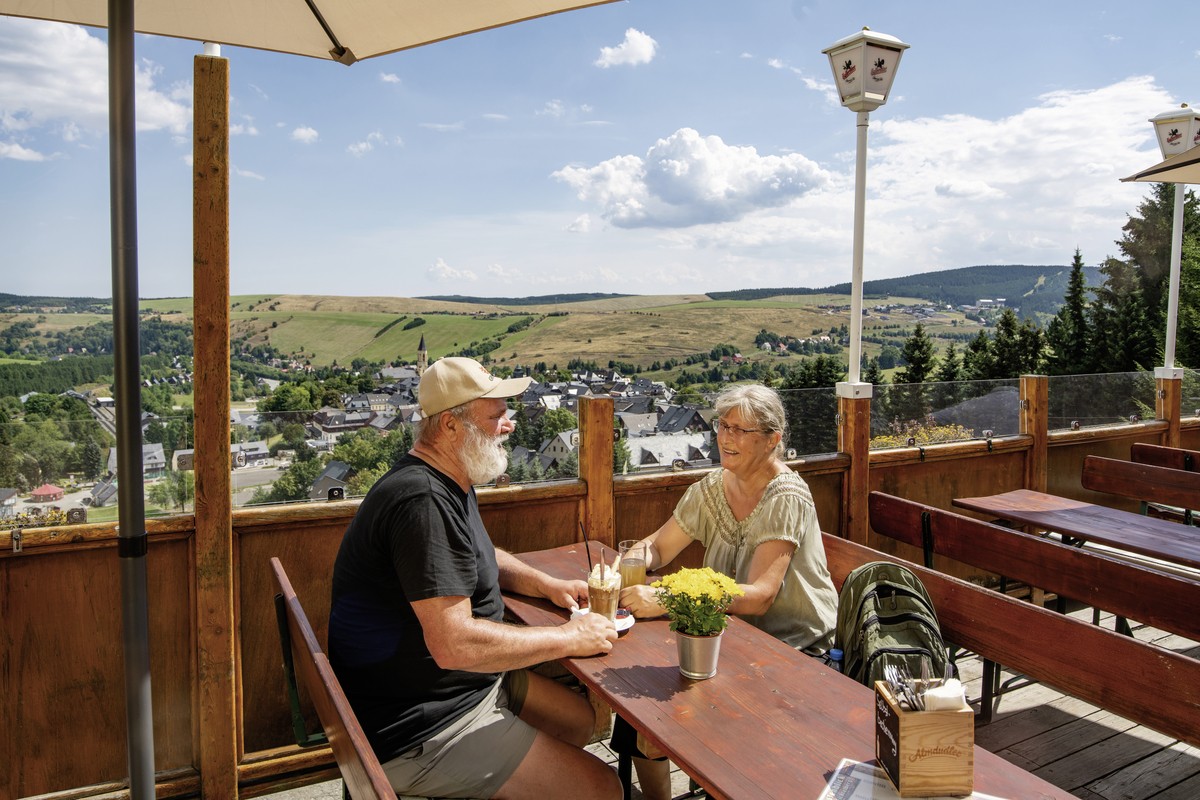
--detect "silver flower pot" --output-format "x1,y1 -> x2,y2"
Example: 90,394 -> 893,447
676,630 -> 723,680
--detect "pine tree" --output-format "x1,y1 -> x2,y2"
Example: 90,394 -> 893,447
960,330 -> 996,381
1089,257 -> 1157,371
1117,183 -> 1200,339
1045,249 -> 1094,375
895,323 -> 937,384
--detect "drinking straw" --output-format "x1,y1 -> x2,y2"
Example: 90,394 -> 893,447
578,521 -> 595,574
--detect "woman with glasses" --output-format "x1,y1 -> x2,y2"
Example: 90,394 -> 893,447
613,383 -> 838,799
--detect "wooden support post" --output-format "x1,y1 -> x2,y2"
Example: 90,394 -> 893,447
837,394 -> 871,544
1020,375 -> 1048,492
578,396 -> 616,547
193,53 -> 237,800
1157,374 -> 1182,449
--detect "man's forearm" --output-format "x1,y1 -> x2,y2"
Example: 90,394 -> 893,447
436,615 -> 572,673
495,548 -> 550,598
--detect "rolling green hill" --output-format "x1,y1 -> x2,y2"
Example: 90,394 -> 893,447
1,265 -> 1089,380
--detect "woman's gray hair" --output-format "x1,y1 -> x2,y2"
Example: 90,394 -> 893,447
714,384 -> 788,458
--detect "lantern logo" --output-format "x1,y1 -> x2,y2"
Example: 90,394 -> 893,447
871,57 -> 888,83
841,59 -> 856,82
1166,127 -> 1182,146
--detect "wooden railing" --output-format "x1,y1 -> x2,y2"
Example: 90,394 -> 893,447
1,375 -> 1197,799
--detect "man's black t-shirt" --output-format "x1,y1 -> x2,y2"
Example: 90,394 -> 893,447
328,453 -> 502,761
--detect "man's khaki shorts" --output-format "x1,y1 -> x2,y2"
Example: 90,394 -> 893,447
382,670 -> 535,798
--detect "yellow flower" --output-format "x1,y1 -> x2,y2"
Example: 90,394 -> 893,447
652,567 -> 744,637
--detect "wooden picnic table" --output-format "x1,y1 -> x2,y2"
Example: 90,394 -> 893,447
504,541 -> 1073,800
952,489 -> 1200,571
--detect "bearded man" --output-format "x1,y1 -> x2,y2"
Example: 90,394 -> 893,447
328,357 -> 620,800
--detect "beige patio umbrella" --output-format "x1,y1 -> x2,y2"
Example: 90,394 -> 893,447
0,0 -> 620,63
1121,146 -> 1200,184
0,3 -> 618,798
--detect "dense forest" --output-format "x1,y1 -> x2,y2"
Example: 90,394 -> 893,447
707,264 -> 1102,316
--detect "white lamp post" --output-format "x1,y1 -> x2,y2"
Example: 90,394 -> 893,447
1149,104 -> 1200,379
823,28 -> 909,398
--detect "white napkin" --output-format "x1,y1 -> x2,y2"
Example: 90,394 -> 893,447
923,678 -> 967,711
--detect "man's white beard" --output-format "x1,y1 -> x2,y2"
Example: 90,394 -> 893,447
462,421 -> 510,485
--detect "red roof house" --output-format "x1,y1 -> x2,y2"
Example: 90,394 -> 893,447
31,484 -> 65,503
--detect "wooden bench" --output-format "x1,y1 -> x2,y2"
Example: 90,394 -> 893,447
1131,442 -> 1200,471
1130,443 -> 1200,523
1081,454 -> 1200,515
868,491 -> 1200,641
822,531 -> 1200,748
271,557 -> 399,800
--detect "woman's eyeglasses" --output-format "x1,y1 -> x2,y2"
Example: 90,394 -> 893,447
714,419 -> 769,438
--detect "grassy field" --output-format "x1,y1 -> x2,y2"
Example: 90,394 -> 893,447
15,292 -> 980,378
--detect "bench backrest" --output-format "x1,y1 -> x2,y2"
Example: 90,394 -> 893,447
1081,454 -> 1200,511
270,557 -> 398,800
868,491 -> 1200,641
822,532 -> 1200,749
1131,442 -> 1199,472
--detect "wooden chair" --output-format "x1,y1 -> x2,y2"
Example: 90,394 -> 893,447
1083,454 -> 1200,526
270,556 -> 399,800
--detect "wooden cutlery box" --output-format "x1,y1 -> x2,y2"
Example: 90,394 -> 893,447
874,681 -> 975,797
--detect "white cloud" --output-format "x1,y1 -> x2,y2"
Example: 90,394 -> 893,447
595,28 -> 658,68
291,126 -> 319,144
553,128 -> 831,228
420,121 -> 465,132
380,72 -> 401,84
567,214 -> 591,233
428,258 -> 477,282
0,140 -> 48,161
348,130 -> 400,156
230,116 -> 259,136
0,18 -> 189,142
233,166 -> 265,181
538,100 -> 566,118
486,263 -> 523,280
483,113 -> 509,122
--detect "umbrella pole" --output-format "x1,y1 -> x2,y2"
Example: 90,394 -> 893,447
108,0 -> 156,797
1164,184 -> 1184,369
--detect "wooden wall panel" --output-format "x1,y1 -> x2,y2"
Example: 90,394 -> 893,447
238,517 -> 350,755
481,494 -> 583,554
0,536 -> 194,798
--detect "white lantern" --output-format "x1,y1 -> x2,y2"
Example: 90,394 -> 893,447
822,27 -> 910,113
1150,104 -> 1200,159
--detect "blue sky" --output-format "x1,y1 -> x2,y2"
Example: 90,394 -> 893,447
1,1 -> 1196,299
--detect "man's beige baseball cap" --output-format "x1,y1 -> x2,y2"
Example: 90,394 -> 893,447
417,357 -> 532,417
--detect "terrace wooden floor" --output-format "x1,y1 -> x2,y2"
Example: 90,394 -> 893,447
267,606 -> 1200,800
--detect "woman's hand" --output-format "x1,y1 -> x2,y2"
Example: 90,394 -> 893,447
620,583 -> 666,618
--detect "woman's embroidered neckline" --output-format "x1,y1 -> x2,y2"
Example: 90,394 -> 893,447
702,470 -> 804,549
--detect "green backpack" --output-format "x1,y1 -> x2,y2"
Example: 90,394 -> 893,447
835,561 -> 949,687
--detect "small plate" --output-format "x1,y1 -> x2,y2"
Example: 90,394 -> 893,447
571,606 -> 635,632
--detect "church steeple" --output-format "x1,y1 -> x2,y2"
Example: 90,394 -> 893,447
416,335 -> 428,375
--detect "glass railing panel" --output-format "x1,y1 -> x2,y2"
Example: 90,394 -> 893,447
1184,369 -> 1200,420
613,393 -> 716,477
1047,372 -> 1158,432
0,412 -> 194,528
778,386 -> 840,458
868,378 -> 1019,450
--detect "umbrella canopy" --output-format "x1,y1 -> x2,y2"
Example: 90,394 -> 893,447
0,0 -> 618,63
1121,146 -> 1200,184
0,3 -> 618,799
